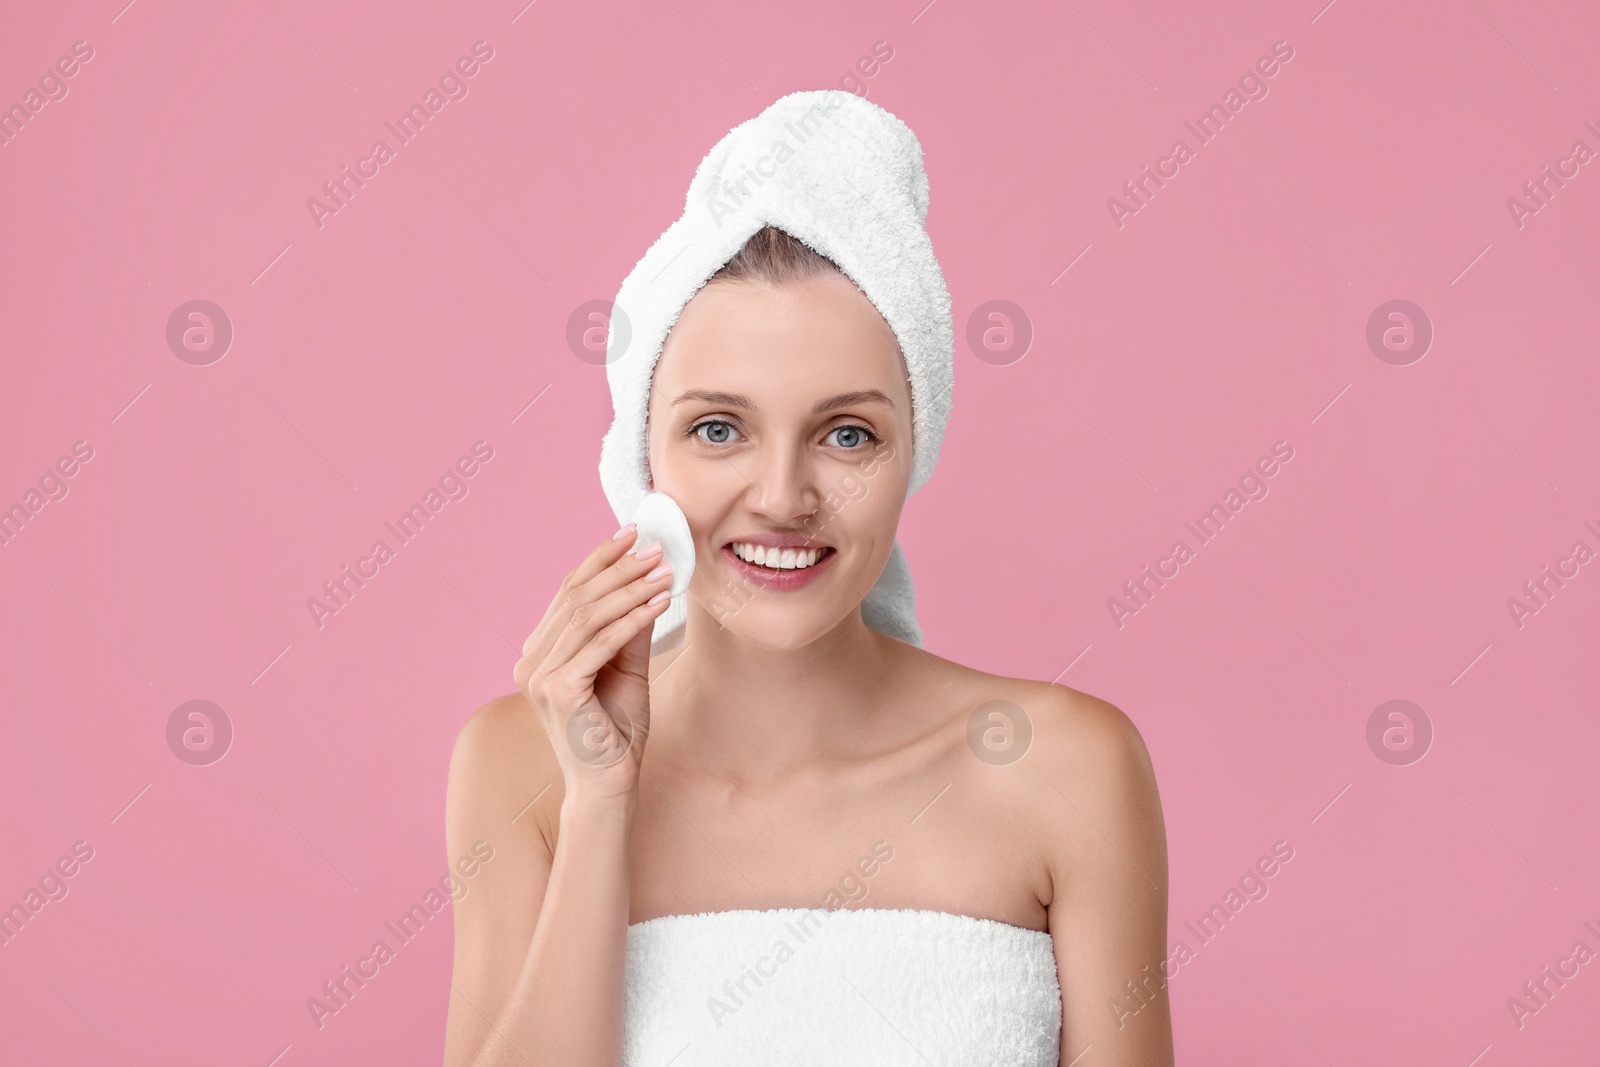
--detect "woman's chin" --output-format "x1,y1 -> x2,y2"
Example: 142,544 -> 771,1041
695,598 -> 854,652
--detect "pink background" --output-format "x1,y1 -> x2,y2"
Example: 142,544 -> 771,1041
2,0 -> 1597,1063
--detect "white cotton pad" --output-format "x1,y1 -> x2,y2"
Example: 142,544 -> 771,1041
630,492 -> 696,598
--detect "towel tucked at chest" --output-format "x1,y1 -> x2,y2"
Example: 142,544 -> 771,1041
622,907 -> 1062,1066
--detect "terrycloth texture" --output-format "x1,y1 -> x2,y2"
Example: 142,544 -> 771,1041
597,89 -> 955,654
622,908 -> 1061,1066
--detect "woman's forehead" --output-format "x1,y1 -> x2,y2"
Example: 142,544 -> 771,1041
654,277 -> 908,400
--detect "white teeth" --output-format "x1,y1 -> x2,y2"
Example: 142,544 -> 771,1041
732,542 -> 827,570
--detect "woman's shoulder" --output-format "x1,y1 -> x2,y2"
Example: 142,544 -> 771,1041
447,691 -> 566,829
452,690 -> 546,761
910,651 -> 1167,912
922,649 -> 1158,795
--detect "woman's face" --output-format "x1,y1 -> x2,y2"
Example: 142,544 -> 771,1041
647,270 -> 914,651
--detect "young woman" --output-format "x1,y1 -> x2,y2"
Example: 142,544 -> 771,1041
443,93 -> 1172,1067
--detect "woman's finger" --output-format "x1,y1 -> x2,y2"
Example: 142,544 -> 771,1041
521,525 -> 643,664
563,593 -> 673,684
543,557 -> 673,673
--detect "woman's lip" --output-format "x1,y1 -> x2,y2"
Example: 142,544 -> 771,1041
721,544 -> 836,591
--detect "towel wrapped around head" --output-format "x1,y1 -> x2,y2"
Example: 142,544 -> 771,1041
597,89 -> 955,654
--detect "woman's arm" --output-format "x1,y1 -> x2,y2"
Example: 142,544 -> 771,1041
442,697 -> 637,1067
442,528 -> 674,1066
1039,690 -> 1174,1067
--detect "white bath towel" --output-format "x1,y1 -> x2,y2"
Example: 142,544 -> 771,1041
623,907 -> 1062,1065
597,89 -> 956,654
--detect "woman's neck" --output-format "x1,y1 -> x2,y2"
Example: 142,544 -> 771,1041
649,609 -> 909,780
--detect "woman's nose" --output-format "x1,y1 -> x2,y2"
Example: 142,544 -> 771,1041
748,443 -> 818,522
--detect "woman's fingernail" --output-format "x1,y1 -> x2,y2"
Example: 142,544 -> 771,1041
647,589 -> 670,605
612,522 -> 635,540
646,562 -> 672,582
635,540 -> 663,559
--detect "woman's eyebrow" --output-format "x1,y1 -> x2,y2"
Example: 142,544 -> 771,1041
671,389 -> 753,409
670,388 -> 894,413
813,389 -> 894,413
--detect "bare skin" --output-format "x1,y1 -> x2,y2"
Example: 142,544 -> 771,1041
443,272 -> 1174,1067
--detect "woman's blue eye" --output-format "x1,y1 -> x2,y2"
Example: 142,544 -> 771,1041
829,425 -> 877,449
694,420 -> 739,444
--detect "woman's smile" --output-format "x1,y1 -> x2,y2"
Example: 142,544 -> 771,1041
721,538 -> 838,591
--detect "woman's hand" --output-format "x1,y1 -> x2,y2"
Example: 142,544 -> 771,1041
513,524 -> 674,806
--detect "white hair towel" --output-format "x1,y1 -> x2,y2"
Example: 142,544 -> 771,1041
597,89 -> 954,654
